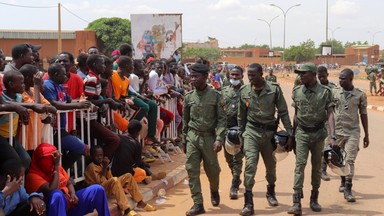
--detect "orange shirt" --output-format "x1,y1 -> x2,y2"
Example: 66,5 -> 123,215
111,71 -> 129,100
19,88 -> 51,150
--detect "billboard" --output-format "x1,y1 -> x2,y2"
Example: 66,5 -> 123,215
321,45 -> 332,56
131,14 -> 182,59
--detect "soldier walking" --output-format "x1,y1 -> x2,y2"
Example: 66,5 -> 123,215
367,71 -> 377,96
182,63 -> 226,216
317,66 -> 337,181
333,68 -> 369,202
221,66 -> 244,199
265,68 -> 277,82
288,62 -> 336,215
238,63 -> 293,216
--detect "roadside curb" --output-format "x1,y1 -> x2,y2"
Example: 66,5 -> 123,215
142,163 -> 188,202
367,105 -> 384,111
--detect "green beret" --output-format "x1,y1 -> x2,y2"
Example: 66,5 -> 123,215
190,63 -> 210,73
295,62 -> 317,74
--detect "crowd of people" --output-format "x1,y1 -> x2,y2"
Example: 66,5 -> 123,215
0,43 -> 370,216
0,43 -> 187,216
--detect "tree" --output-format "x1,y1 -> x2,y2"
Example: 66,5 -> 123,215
284,39 -> 316,62
238,44 -> 269,49
318,39 -> 345,54
86,17 -> 131,55
182,47 -> 222,62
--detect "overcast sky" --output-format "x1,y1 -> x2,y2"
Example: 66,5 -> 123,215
1,0 -> 383,49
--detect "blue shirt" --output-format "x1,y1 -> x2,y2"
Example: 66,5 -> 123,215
42,79 -> 71,129
0,186 -> 43,215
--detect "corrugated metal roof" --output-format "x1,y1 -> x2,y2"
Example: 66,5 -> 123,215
0,30 -> 76,39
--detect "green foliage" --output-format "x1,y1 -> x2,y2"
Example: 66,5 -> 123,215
318,39 -> 345,54
284,39 -> 316,62
344,40 -> 369,48
182,47 -> 222,62
86,17 -> 131,55
238,43 -> 269,49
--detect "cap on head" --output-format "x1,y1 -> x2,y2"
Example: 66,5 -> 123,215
295,62 -> 317,74
111,49 -> 120,57
190,63 -> 210,74
29,44 -> 42,53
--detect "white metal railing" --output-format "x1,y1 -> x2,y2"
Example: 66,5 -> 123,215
2,97 -> 181,181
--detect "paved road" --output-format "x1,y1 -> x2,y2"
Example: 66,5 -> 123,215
144,81 -> 384,216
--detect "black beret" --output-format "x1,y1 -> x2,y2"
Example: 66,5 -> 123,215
190,63 -> 209,73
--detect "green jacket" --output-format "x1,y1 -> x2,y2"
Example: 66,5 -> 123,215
221,85 -> 241,127
292,83 -> 334,127
182,86 -> 227,142
238,81 -> 293,136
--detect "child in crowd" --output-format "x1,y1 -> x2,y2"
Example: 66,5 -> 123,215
85,145 -> 156,216
112,120 -> 166,183
0,159 -> 46,216
19,64 -> 57,151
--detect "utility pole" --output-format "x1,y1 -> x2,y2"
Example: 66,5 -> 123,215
58,2 -> 62,53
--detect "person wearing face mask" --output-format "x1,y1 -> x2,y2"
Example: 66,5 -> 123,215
221,66 -> 244,200
238,63 -> 293,216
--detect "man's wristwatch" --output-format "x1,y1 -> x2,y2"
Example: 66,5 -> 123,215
331,135 -> 337,140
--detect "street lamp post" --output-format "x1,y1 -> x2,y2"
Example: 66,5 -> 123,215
270,3 -> 301,66
368,31 -> 381,45
257,15 -> 279,51
328,27 -> 340,70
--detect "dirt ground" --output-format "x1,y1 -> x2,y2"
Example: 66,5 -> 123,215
273,65 -> 384,107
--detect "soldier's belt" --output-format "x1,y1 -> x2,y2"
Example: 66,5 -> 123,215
297,123 -> 325,132
248,121 -> 277,131
190,128 -> 215,137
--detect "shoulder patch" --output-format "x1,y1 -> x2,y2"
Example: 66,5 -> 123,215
319,84 -> 332,92
239,83 -> 251,92
292,85 -> 301,92
184,90 -> 194,96
214,89 -> 222,95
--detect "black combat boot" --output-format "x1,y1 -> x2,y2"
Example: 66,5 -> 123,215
344,179 -> 356,202
339,176 -> 346,192
186,203 -> 205,216
211,191 -> 220,206
240,190 -> 254,216
321,161 -> 330,181
309,189 -> 322,212
287,191 -> 302,215
230,176 -> 242,199
266,184 -> 278,206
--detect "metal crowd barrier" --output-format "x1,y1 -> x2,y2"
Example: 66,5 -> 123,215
2,96 -> 181,181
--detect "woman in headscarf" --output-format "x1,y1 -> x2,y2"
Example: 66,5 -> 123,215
25,143 -> 110,216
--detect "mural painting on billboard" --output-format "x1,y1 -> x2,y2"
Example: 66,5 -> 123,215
131,14 -> 182,59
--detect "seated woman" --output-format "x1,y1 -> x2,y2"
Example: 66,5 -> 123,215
25,143 -> 110,216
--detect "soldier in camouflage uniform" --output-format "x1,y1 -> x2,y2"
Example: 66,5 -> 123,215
288,62 -> 336,215
333,68 -> 369,202
265,68 -> 277,82
238,63 -> 293,216
317,66 -> 337,181
221,66 -> 244,199
183,63 -> 227,216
